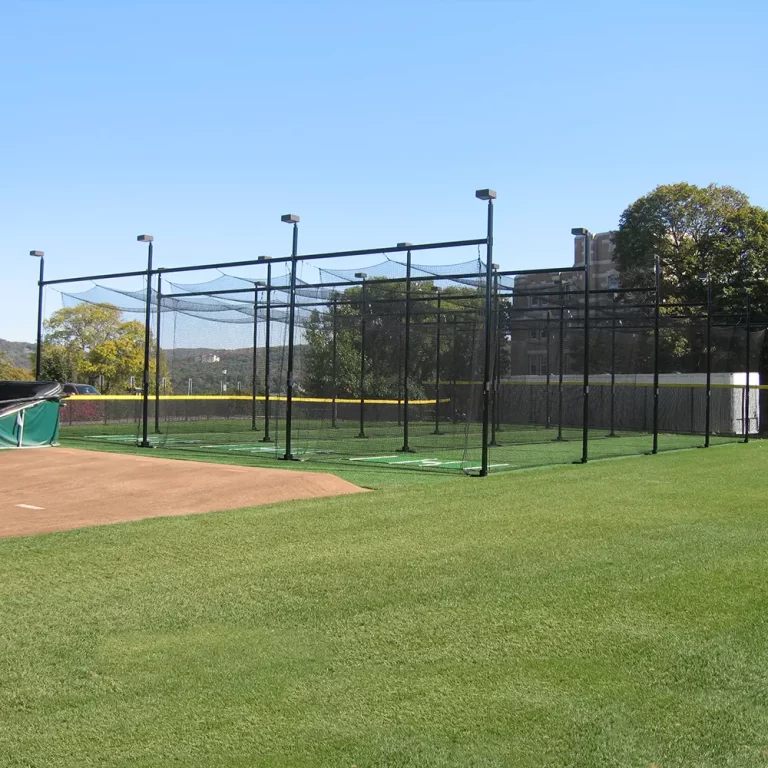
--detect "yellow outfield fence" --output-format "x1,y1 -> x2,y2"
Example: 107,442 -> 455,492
65,395 -> 451,405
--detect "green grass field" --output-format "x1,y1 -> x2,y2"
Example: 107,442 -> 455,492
59,416 -> 740,486
2,441 -> 768,766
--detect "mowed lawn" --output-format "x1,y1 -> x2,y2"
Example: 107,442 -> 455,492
2,444 -> 768,767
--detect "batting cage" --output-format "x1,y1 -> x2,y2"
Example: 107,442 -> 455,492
35,197 -> 765,475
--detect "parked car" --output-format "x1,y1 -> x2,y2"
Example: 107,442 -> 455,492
62,383 -> 101,396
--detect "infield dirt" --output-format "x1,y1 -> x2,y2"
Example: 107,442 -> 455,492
0,447 -> 366,538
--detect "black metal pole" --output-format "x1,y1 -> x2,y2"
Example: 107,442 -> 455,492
434,290 -> 443,435
580,233 -> 591,464
154,273 -> 162,433
451,311 -> 459,423
399,249 -> 414,452
140,240 -> 154,448
609,308 -> 617,437
397,322 -> 403,427
357,279 -> 367,439
480,197 -> 494,477
490,270 -> 500,446
495,276 -> 503,434
704,275 -> 712,448
282,220 -> 299,460
251,286 -> 259,431
331,295 -> 339,429
745,290 -> 751,443
42,238 -> 493,289
34,255 -> 44,379
261,262 -> 273,442
545,309 -> 551,428
652,255 -> 661,454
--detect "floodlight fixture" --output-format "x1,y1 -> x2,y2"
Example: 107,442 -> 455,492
258,255 -> 272,262
571,228 -> 590,237
29,250 -> 44,258
281,214 -> 300,224
137,234 -> 154,242
475,189 -> 497,200
354,272 -> 367,279
397,242 -> 413,248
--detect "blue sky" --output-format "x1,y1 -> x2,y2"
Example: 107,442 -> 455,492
3,0 -> 767,342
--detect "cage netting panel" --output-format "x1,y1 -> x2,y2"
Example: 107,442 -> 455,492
154,273 -> 291,456
582,292 -> 655,460
279,262 -> 489,471
405,273 -> 486,470
52,280 -> 150,445
485,279 -> 584,470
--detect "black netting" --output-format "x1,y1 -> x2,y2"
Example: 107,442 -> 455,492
45,255 -> 765,475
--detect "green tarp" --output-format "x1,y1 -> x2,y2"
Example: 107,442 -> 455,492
0,381 -> 62,449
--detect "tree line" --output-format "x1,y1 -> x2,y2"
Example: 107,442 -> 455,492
37,304 -> 168,394
301,280 -> 485,400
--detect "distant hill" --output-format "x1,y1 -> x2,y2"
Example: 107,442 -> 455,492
0,339 -> 34,371
0,340 -> 307,392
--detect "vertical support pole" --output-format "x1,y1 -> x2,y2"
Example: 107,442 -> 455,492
357,278 -> 368,439
154,273 -> 162,433
451,311 -> 459,423
580,233 -> 591,464
704,275 -> 712,448
34,255 -> 45,379
652,255 -> 661,454
745,290 -> 751,443
609,307 -> 617,437
399,248 -> 414,452
251,285 -> 259,431
282,218 -> 299,460
397,322 -> 403,427
261,262 -> 273,442
480,196 -> 494,477
495,276 -> 503,434
434,290 -> 443,435
331,295 -> 339,429
545,308 -> 551,428
140,239 -> 154,448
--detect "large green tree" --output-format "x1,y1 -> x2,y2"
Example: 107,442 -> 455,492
39,303 -> 168,393
302,280 -> 485,401
612,182 -> 768,431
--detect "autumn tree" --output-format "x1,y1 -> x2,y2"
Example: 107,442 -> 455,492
39,303 -> 169,393
0,351 -> 33,381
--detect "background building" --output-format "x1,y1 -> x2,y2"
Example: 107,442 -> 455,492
507,231 -> 618,376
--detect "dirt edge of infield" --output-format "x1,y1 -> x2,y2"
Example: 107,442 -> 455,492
0,447 -> 368,538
